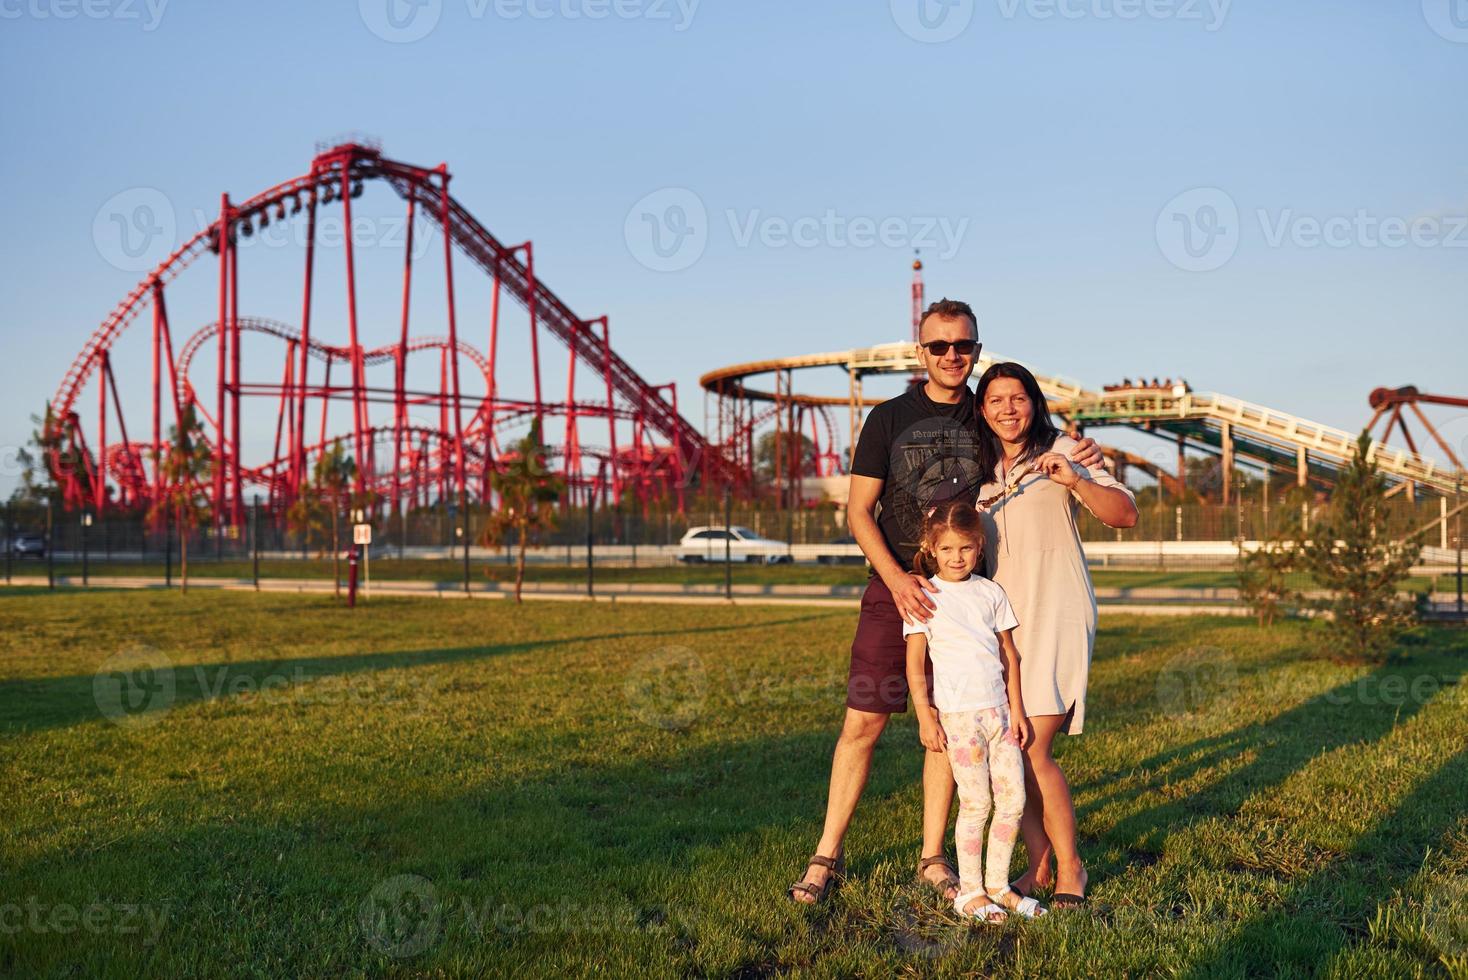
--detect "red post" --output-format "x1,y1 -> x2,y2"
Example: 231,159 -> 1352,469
96,350 -> 108,518
216,194 -> 231,534
522,242 -> 544,432
484,255 -> 502,504
295,185 -> 318,505
338,155 -> 367,492
438,167 -> 467,504
563,325 -> 579,501
347,544 -> 359,608
229,228 -> 243,526
150,282 -> 163,520
394,195 -> 416,518
599,317 -> 617,506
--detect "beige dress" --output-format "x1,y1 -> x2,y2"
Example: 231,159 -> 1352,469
975,435 -> 1134,735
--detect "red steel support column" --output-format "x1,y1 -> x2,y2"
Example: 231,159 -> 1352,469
339,157 -> 367,492
563,329 -> 578,503
522,242 -> 544,432
437,169 -> 467,504
150,282 -> 163,517
97,351 -> 108,518
670,382 -> 685,514
483,257 -> 501,504
295,186 -> 318,504
598,317 -> 617,506
215,194 -> 231,531
394,195 -> 416,518
229,227 -> 242,526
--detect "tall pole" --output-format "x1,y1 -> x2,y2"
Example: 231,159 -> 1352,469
1456,472 -> 1463,618
46,499 -> 54,590
339,155 -> 368,491
724,486 -> 732,601
229,225 -> 243,527
295,185 -> 318,504
216,194 -> 230,544
252,494 -> 260,592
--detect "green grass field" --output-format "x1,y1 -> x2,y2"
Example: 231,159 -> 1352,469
15,558 -> 1459,594
1,592 -> 1465,978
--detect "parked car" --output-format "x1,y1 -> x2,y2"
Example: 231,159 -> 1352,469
817,534 -> 867,565
677,526 -> 792,564
8,533 -> 46,559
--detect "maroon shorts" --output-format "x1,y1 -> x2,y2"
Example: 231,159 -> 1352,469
847,576 -> 929,714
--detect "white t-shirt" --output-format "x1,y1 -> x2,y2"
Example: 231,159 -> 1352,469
901,574 -> 1020,713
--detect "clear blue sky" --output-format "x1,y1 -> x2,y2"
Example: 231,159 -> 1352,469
2,0 -> 1466,499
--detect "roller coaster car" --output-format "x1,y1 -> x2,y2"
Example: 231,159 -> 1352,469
677,526 -> 793,564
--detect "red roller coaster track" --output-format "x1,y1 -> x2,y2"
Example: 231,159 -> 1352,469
47,140 -> 738,527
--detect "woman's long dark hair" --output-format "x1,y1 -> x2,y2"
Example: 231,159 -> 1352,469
974,362 -> 1061,480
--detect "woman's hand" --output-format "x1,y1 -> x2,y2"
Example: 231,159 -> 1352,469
918,708 -> 948,753
1036,452 -> 1081,489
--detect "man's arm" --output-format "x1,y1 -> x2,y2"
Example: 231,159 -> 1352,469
847,474 -> 936,624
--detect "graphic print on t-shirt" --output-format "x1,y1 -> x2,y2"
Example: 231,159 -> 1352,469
887,416 -> 984,556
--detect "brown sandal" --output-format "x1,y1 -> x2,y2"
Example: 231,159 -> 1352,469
918,854 -> 960,900
787,853 -> 845,905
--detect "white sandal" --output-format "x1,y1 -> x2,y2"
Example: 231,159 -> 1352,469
1005,895 -> 1047,919
953,889 -> 1007,924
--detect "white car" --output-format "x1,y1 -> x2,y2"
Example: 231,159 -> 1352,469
677,526 -> 792,564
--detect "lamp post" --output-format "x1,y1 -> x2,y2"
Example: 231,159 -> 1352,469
82,511 -> 93,587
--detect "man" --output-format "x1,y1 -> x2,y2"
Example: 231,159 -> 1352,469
788,298 -> 1102,904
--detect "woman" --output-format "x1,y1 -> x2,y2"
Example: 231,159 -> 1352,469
972,362 -> 1137,908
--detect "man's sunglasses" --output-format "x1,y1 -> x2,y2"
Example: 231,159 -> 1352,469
919,339 -> 979,357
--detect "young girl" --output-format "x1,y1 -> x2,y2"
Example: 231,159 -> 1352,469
903,499 -> 1047,922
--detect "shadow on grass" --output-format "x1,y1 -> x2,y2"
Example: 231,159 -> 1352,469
1184,747 -> 1468,977
0,719 -> 929,977
0,611 -> 841,735
1081,655 -> 1465,866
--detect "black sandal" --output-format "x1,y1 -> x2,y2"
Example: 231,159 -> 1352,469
917,854 -> 960,900
1051,893 -> 1088,909
788,853 -> 844,905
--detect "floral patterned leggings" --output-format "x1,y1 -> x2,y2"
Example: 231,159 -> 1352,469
940,705 -> 1026,898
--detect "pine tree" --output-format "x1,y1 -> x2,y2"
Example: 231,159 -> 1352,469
1299,431 -> 1421,662
478,423 -> 564,603
146,404 -> 213,594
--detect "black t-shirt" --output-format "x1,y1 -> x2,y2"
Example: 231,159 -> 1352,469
850,384 -> 985,571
